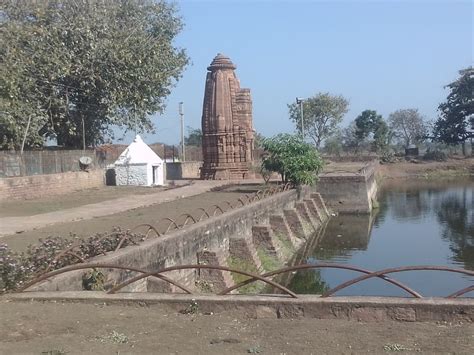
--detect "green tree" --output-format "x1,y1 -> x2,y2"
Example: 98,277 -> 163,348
433,67 -> 473,155
184,127 -> 202,147
0,0 -> 188,150
323,130 -> 343,156
253,131 -> 266,149
354,110 -> 391,153
388,109 -> 427,147
261,133 -> 324,186
288,93 -> 349,148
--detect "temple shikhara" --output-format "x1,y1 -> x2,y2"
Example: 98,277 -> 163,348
200,53 -> 254,180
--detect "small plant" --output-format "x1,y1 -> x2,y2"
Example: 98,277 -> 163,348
383,343 -> 410,352
247,346 -> 262,353
182,299 -> 199,314
195,280 -> 213,293
97,330 -> 129,344
41,350 -> 67,355
82,268 -> 105,291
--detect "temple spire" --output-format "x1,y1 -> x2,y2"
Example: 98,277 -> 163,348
201,54 -> 253,180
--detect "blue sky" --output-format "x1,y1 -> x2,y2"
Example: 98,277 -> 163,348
130,0 -> 472,145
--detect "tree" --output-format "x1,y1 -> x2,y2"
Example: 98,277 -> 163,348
388,109 -> 427,147
261,133 -> 324,186
0,0 -> 188,150
288,93 -> 349,148
323,130 -> 343,156
341,122 -> 366,154
184,127 -> 202,147
253,131 -> 266,149
354,110 -> 391,153
433,67 -> 474,154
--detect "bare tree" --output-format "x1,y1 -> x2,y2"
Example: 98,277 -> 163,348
388,109 -> 427,147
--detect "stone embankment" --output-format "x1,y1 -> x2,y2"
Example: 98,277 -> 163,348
30,188 -> 330,294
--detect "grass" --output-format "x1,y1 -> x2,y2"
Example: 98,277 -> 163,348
96,330 -> 129,344
274,232 -> 295,256
227,256 -> 262,294
256,247 -> 283,272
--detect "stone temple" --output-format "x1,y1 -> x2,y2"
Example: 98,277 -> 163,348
200,53 -> 254,180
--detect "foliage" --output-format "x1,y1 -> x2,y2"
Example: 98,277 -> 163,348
0,0 -> 188,149
433,67 -> 473,146
288,93 -> 349,148
261,134 -> 324,186
184,127 -> 202,147
388,109 -> 427,147
97,330 -> 129,344
82,268 -> 105,291
354,110 -> 391,153
253,131 -> 266,149
422,149 -> 447,161
0,228 -> 145,293
323,130 -> 343,156
182,299 -> 199,314
340,122 -> 367,154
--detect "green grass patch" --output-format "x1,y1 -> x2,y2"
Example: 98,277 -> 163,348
273,232 -> 295,258
227,256 -> 261,294
257,247 -> 283,272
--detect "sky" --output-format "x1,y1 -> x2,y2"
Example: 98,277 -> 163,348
125,0 -> 473,145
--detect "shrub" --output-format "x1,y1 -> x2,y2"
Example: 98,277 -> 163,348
0,228 -> 145,293
423,149 -> 447,161
261,134 -> 324,186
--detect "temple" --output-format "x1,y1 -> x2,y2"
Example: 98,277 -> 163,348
200,53 -> 254,180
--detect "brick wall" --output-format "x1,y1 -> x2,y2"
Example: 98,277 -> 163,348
0,169 -> 105,201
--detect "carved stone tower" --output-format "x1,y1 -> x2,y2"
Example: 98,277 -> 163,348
200,53 -> 254,180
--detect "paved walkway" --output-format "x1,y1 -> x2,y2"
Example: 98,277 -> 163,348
0,180 -> 251,237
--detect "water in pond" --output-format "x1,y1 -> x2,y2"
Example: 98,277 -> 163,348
289,178 -> 474,297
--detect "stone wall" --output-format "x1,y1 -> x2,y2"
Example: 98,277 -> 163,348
0,150 -> 104,178
166,161 -> 202,180
115,164 -> 149,186
31,189 -> 330,293
317,163 -> 378,214
0,169 -> 104,201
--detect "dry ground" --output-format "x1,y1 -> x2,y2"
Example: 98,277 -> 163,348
1,185 -> 263,251
0,300 -> 472,354
0,185 -> 163,218
378,157 -> 473,179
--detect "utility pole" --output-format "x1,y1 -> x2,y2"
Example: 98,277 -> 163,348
296,97 -> 305,139
179,102 -> 185,162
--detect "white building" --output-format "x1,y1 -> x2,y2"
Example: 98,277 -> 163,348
114,135 -> 164,186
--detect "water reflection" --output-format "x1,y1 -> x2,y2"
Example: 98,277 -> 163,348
437,189 -> 474,270
289,178 -> 474,297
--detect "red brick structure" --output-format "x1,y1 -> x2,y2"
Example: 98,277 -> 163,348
200,53 -> 254,179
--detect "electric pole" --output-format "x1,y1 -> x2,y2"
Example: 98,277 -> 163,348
179,102 -> 185,162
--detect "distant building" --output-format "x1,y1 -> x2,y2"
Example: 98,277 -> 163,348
113,135 -> 164,186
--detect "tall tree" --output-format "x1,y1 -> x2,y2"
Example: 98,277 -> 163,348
433,67 -> 473,154
0,0 -> 188,150
184,127 -> 202,147
388,109 -> 427,147
288,93 -> 349,148
354,110 -> 391,153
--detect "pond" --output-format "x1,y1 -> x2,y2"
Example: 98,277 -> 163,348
288,178 -> 474,297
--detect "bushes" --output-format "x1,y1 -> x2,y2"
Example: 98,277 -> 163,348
423,149 -> 448,161
0,228 -> 145,293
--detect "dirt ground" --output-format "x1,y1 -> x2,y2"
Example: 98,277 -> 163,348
1,185 -> 263,252
378,157 -> 473,179
0,185 -> 172,218
0,300 -> 472,354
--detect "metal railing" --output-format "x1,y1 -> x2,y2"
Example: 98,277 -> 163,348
18,262 -> 473,299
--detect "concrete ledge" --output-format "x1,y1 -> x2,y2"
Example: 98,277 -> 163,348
6,292 -> 473,323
